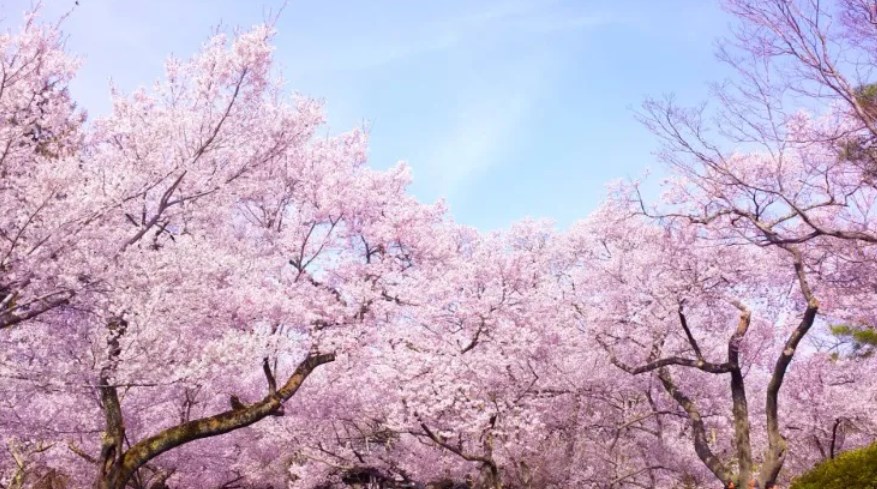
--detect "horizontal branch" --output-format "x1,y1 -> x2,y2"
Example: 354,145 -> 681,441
114,353 -> 335,488
611,355 -> 734,375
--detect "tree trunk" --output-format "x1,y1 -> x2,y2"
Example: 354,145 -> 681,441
657,368 -> 732,485
757,299 -> 818,487
729,309 -> 753,486
96,317 -> 128,489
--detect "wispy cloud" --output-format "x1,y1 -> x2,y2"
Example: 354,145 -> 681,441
291,1 -> 619,74
421,89 -> 534,198
445,0 -> 619,36
414,48 -> 563,198
405,3 -> 619,198
3,0 -> 623,208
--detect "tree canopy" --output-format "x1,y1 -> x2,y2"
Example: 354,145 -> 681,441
2,1 -> 877,488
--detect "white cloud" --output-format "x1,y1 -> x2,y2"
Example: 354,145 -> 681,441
404,4 -> 620,198
417,62 -> 549,198
288,0 -> 618,74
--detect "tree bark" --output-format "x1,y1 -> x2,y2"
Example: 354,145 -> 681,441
657,368 -> 732,485
95,352 -> 334,489
419,421 -> 502,489
729,309 -> 753,486
757,300 -> 818,487
97,318 -> 128,488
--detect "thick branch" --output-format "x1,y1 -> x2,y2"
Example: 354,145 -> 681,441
262,357 -> 277,395
0,290 -> 73,330
418,421 -> 502,489
612,354 -> 734,375
98,317 -> 128,481
830,418 -> 843,459
108,353 -> 334,489
728,306 -> 753,486
678,306 -> 704,360
418,422 -> 492,466
657,368 -> 732,484
758,300 -> 818,486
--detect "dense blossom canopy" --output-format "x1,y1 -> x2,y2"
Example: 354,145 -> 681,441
1,2 -> 876,489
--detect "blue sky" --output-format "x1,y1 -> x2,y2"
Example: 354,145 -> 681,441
2,0 -> 732,230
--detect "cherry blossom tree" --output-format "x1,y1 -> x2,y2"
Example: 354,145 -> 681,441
3,3 -> 877,489
281,222 -> 693,489
0,10 -> 450,489
0,8 -> 86,331
566,1 -> 877,486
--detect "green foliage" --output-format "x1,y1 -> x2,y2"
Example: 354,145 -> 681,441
790,442 -> 877,489
840,83 -> 877,170
830,324 -> 877,358
856,83 -> 877,107
839,137 -> 875,163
